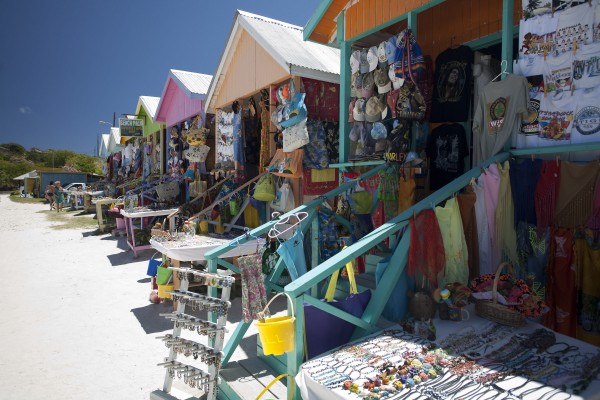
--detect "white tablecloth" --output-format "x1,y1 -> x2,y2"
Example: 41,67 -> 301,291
297,305 -> 600,400
150,235 -> 262,261
120,208 -> 178,219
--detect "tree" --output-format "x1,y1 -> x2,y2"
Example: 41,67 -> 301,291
66,154 -> 102,175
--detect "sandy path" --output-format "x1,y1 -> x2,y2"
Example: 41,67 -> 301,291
0,195 -> 191,399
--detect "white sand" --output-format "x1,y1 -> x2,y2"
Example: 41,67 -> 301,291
0,194 -> 282,400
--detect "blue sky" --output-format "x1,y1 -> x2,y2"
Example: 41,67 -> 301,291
0,0 -> 322,155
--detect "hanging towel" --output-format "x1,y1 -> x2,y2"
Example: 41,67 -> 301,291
435,198 -> 469,287
408,209 -> 446,288
482,163 -> 501,266
555,161 -> 600,229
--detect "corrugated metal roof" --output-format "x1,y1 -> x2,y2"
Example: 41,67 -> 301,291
13,170 -> 38,180
237,10 -> 340,77
170,70 -> 212,98
139,96 -> 160,120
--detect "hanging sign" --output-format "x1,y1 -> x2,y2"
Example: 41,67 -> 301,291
119,118 -> 144,137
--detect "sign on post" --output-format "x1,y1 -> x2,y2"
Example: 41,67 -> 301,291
119,118 -> 143,137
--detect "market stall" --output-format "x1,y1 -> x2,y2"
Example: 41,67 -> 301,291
120,207 -> 178,257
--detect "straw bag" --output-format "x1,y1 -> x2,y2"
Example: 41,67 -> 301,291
155,180 -> 180,202
474,262 -> 525,327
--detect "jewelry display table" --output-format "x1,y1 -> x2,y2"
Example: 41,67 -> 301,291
297,305 -> 600,400
121,208 -> 178,257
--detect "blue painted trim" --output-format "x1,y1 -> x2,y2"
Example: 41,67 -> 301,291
338,12 -> 352,163
501,0 -> 515,75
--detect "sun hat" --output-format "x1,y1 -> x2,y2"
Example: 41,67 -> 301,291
377,42 -> 388,69
350,50 -> 361,74
371,122 -> 388,140
389,64 -> 404,90
359,72 -> 375,99
404,151 -> 424,166
351,72 -> 361,98
365,96 -> 385,123
359,49 -> 370,74
366,46 -> 378,73
352,98 -> 366,122
349,122 -> 364,142
374,68 -> 391,94
279,93 -> 307,128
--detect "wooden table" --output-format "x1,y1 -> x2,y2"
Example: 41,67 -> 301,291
93,198 -> 116,232
120,208 -> 178,257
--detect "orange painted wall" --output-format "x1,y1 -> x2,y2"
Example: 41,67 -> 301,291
345,0 -> 521,60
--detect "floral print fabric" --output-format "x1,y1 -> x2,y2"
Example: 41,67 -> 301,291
238,253 -> 269,323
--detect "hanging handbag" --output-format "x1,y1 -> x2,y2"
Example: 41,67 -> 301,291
271,179 -> 295,213
268,148 -> 304,178
282,118 -> 309,152
253,173 -> 276,202
304,255 -> 372,359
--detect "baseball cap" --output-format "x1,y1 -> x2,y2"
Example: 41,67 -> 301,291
374,68 -> 391,94
359,72 -> 375,99
352,98 -> 366,122
377,42 -> 388,69
359,49 -> 370,74
348,99 -> 356,123
366,46 -> 378,73
349,122 -> 363,142
389,64 -> 404,90
365,96 -> 384,122
404,151 -> 423,166
351,72 -> 361,98
385,37 -> 397,64
371,122 -> 388,140
350,50 -> 361,74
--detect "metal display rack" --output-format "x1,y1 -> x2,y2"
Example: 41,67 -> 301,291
150,267 -> 234,400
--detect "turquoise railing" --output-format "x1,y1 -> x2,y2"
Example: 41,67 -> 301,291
204,141 -> 600,400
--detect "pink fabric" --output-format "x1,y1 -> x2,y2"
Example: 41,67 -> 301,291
482,163 -> 501,266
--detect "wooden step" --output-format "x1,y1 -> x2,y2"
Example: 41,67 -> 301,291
219,358 -> 289,400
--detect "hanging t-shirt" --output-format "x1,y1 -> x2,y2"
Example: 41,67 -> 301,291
426,123 -> 469,190
472,74 -> 530,165
516,91 -> 543,148
518,13 -> 559,56
571,86 -> 600,160
474,53 -> 501,109
555,3 -> 595,54
514,54 -> 546,91
544,51 -> 574,92
572,42 -> 600,89
430,45 -> 474,122
538,91 -> 576,145
594,4 -> 600,42
522,0 -> 553,19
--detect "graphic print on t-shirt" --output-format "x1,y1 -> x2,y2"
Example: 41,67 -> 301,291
522,96 -> 542,134
436,61 -> 468,102
487,97 -> 510,132
520,31 -> 556,55
539,110 -> 573,140
573,106 -> 600,135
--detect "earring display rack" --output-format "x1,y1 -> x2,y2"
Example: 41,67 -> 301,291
150,267 -> 234,400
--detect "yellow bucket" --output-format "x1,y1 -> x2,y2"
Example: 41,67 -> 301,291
157,284 -> 174,299
256,293 -> 295,356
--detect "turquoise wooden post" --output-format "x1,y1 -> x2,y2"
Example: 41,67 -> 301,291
501,0 -> 514,75
311,214 -> 319,298
288,294 -> 305,400
338,11 -> 352,164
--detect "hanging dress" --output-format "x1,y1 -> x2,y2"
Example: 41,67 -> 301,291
495,160 -> 519,265
435,197 -> 469,287
544,227 -> 576,337
510,158 -> 542,226
474,177 -> 493,275
276,230 -> 308,281
482,163 -> 501,267
238,253 -> 269,323
555,161 -> 600,229
408,209 -> 446,288
535,160 -> 561,231
458,185 -> 480,281
574,229 -> 600,346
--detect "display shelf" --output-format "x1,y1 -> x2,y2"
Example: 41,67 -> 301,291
151,267 -> 234,400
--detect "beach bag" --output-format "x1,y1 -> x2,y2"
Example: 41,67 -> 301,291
271,179 -> 295,213
268,149 -> 304,178
253,174 -> 276,202
282,118 -> 309,152
349,190 -> 373,215
304,256 -> 372,359
394,29 -> 426,80
395,80 -> 426,121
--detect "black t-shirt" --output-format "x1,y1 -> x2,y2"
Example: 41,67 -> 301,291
430,46 -> 474,122
426,123 -> 469,190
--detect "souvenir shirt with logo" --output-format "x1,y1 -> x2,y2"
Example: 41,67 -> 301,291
514,54 -> 545,146
571,86 -> 600,160
425,123 -> 469,190
554,3 -> 594,54
430,45 -> 474,122
572,42 -> 600,89
472,74 -> 530,165
538,91 -> 576,145
595,4 -> 600,42
522,0 -> 553,19
544,51 -> 574,92
518,13 -> 559,56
